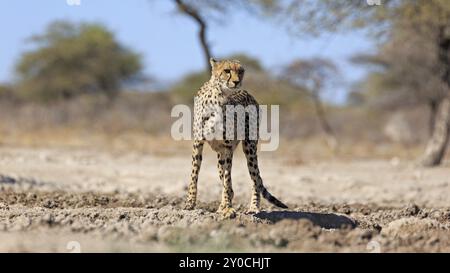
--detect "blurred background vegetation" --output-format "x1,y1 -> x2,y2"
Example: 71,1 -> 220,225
0,0 -> 449,165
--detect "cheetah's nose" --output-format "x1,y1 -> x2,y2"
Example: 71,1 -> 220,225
233,81 -> 240,86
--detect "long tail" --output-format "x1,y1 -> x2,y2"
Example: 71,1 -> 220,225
259,184 -> 288,209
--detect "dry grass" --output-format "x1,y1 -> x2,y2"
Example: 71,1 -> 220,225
0,91 -> 435,160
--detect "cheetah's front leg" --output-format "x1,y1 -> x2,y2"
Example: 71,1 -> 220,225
184,140 -> 204,210
216,151 -> 236,218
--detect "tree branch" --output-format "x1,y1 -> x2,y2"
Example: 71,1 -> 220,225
174,0 -> 212,73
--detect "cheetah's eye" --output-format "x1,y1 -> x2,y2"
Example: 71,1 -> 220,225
224,69 -> 231,74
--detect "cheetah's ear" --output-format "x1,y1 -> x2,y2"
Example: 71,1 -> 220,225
209,58 -> 217,69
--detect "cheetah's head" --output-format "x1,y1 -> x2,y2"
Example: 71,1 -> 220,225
210,58 -> 245,90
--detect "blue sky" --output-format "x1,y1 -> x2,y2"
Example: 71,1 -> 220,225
0,0 -> 374,103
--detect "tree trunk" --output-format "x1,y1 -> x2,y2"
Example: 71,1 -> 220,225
437,26 -> 450,88
174,0 -> 212,73
428,99 -> 440,136
311,92 -> 338,151
420,97 -> 450,167
419,26 -> 450,167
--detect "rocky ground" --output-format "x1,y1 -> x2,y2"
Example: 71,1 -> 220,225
0,146 -> 449,252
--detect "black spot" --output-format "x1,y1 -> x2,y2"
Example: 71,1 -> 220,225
219,160 -> 225,165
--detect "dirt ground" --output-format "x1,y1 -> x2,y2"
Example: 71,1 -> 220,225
1,145 -> 450,252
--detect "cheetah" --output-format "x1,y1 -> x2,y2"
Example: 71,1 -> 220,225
184,58 -> 288,218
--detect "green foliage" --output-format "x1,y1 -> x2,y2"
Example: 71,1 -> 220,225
251,0 -> 449,37
348,72 -> 399,108
0,84 -> 14,100
225,53 -> 264,72
243,72 -> 309,108
171,70 -> 210,103
281,58 -> 340,92
15,21 -> 142,102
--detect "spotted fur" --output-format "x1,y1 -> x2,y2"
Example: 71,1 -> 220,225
184,58 -> 288,218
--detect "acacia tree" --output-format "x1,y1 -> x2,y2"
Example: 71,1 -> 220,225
16,21 -> 142,102
282,58 -> 339,150
351,23 -> 447,137
263,0 -> 450,166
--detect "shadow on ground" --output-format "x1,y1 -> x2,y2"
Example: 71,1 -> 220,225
0,175 -> 16,184
254,211 -> 356,229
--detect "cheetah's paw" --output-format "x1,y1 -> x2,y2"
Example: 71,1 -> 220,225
244,207 -> 261,215
184,201 -> 196,210
217,207 -> 237,219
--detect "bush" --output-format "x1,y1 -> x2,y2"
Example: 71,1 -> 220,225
15,21 -> 142,102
